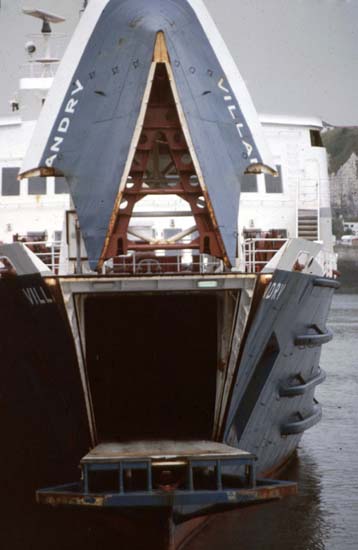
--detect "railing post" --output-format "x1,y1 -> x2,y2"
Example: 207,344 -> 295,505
249,463 -> 256,488
317,177 -> 321,241
119,462 -> 124,494
296,176 -> 299,238
75,220 -> 83,275
51,242 -> 55,272
147,462 -> 153,492
83,465 -> 89,494
187,461 -> 194,491
216,460 -> 222,490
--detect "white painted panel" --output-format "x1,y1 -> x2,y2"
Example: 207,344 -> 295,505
20,0 -> 111,175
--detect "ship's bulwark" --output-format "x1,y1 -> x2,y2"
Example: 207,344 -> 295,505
225,269 -> 336,475
20,0 -> 275,269
0,274 -> 90,548
0,268 -> 335,548
0,273 -> 174,549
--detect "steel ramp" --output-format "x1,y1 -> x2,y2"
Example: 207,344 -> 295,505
37,440 -> 297,511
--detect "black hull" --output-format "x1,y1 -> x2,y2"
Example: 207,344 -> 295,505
0,273 -> 91,548
0,269 -> 336,549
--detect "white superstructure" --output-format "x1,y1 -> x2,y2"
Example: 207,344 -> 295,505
0,5 -> 334,270
0,114 -> 334,240
0,116 -> 70,244
240,114 -> 332,245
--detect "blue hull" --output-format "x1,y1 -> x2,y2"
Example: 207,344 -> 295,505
224,269 -> 336,475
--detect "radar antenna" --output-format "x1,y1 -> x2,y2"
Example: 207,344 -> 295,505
22,8 -> 66,34
80,1 -> 89,16
22,8 -> 66,75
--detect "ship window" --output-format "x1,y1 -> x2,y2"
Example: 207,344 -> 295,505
28,177 -> 46,195
310,130 -> 323,147
241,174 -> 258,193
55,177 -> 69,194
1,167 -> 20,196
265,165 -> 283,194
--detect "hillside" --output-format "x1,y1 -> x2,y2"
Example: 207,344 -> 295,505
322,127 -> 358,175
322,127 -> 358,219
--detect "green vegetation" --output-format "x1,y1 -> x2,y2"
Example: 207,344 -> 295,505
332,216 -> 344,239
322,127 -> 358,174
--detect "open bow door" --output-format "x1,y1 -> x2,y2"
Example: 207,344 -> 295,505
20,0 -> 276,271
103,33 -> 226,268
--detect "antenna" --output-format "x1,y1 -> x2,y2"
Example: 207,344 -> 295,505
80,1 -> 89,16
22,8 -> 66,77
22,8 -> 66,34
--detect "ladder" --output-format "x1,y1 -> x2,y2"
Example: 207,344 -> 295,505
297,164 -> 320,241
297,209 -> 319,241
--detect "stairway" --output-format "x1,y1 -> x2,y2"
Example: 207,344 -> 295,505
297,209 -> 319,241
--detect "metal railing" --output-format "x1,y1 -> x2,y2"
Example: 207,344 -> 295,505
317,249 -> 338,279
244,238 -> 287,273
105,252 -> 224,276
243,238 -> 338,277
23,240 -> 61,273
22,239 -> 337,278
82,454 -> 257,496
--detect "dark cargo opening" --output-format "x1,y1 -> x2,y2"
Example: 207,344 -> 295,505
85,293 -> 217,441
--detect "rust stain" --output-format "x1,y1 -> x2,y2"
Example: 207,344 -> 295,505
0,256 -> 17,278
244,163 -> 278,177
18,167 -> 64,180
37,493 -> 105,508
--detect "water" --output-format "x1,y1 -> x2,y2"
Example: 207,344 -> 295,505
189,293 -> 358,550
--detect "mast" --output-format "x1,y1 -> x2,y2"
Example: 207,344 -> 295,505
20,8 -> 66,120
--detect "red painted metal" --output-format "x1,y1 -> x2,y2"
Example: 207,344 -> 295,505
106,63 -> 225,261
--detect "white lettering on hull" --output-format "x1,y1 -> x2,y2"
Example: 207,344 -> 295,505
45,79 -> 84,168
218,77 -> 258,164
50,136 -> 64,153
264,282 -> 287,301
22,286 -> 54,306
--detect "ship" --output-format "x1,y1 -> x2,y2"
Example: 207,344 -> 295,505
0,1 -> 338,548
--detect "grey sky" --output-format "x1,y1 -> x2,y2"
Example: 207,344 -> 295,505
0,0 -> 357,125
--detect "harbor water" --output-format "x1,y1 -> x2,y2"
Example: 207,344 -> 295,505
189,292 -> 358,550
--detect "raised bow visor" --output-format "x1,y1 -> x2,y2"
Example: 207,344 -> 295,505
19,0 -> 276,270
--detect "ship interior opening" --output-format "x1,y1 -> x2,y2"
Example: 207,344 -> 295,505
84,293 -> 218,442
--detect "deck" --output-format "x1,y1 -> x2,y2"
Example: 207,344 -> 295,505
81,440 -> 253,464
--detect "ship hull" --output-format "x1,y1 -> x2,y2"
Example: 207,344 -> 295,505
0,266 -> 336,549
224,268 -> 336,475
